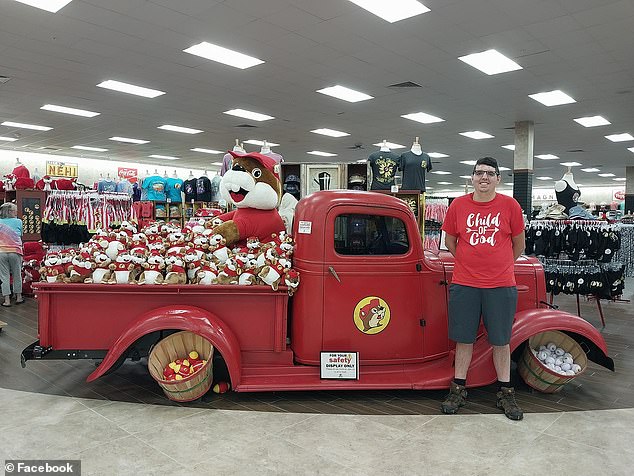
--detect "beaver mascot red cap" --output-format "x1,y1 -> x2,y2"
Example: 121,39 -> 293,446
213,151 -> 285,247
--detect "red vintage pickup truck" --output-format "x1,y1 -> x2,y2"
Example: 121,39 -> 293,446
23,191 -> 614,392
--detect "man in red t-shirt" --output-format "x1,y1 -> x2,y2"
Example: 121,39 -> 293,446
440,157 -> 526,420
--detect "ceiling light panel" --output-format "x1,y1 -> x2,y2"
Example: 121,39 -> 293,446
149,154 -> 180,160
581,168 -> 600,172
108,136 -> 149,144
401,112 -> 445,124
535,154 -> 559,160
536,177 -> 553,180
458,49 -> 522,75
560,162 -> 582,167
310,128 -> 350,137
428,152 -> 449,158
41,104 -> 100,117
183,42 -> 264,69
191,148 -> 223,154
71,146 -> 108,152
223,109 -> 274,121
502,144 -> 515,150
0,136 -> 18,141
459,131 -> 494,139
307,150 -> 337,157
158,124 -> 203,134
431,171 -> 451,175
13,0 -> 72,13
528,90 -> 576,106
243,139 -> 280,147
574,115 -> 610,127
346,0 -> 430,23
498,166 -> 511,171
460,160 -> 477,165
316,85 -> 373,103
613,178 -> 626,181
598,173 -> 615,177
437,181 -> 452,185
628,147 -> 634,153
605,133 -> 634,142
372,141 -> 405,149
1,121 -> 52,131
97,80 -> 165,98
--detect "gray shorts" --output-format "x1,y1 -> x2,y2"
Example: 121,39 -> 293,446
447,284 -> 518,346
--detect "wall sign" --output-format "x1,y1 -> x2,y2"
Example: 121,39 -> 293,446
46,161 -> 78,178
118,167 -> 138,183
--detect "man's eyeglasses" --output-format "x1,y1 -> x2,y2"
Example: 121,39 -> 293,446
473,170 -> 498,177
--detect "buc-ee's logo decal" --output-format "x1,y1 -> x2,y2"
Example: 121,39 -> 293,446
353,296 -> 390,334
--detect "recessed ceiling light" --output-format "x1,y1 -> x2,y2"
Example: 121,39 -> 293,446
501,144 -> 515,150
401,112 -> 445,124
310,128 -> 350,137
458,49 -> 522,75
0,136 -> 18,142
605,133 -> 634,142
191,148 -> 223,154
71,145 -> 108,152
528,90 -> 576,106
97,80 -> 165,98
108,136 -> 149,144
13,0 -> 73,13
504,183 -> 514,186
598,173 -> 615,177
460,160 -> 477,165
498,166 -> 511,171
574,115 -> 610,127
211,162 -> 223,166
41,104 -> 100,117
428,152 -> 449,158
372,141 -> 405,149
307,150 -> 337,157
536,177 -> 553,181
460,175 -> 472,179
581,168 -> 600,172
459,131 -> 494,139
158,124 -> 203,134
149,154 -> 180,160
431,171 -> 451,175
223,109 -> 274,121
535,154 -> 559,160
1,120 -> 52,131
243,139 -> 280,147
613,178 -> 626,181
316,85 -> 373,103
437,181 -> 452,185
183,41 -> 264,69
560,162 -> 582,167
346,0 -> 430,23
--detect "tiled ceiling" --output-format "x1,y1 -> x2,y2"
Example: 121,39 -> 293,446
1,0 -> 633,189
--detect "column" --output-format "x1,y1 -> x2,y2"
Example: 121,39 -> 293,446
625,166 -> 634,215
512,121 -> 534,218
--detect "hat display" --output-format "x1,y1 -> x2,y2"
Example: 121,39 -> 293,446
284,174 -> 301,194
348,173 -> 367,191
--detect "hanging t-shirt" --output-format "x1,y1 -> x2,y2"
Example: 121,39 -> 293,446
183,178 -> 197,202
197,176 -> 212,202
210,175 -> 222,202
220,153 -> 233,176
115,179 -> 134,196
165,177 -> 184,202
368,151 -> 401,190
132,182 -> 142,202
262,151 -> 283,164
142,175 -> 167,201
400,151 -> 432,192
441,193 -> 525,288
98,179 -> 117,192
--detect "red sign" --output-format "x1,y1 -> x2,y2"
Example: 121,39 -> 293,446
118,167 -> 138,183
614,190 -> 625,201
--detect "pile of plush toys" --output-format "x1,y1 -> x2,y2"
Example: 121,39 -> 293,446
531,342 -> 583,376
162,350 -> 207,381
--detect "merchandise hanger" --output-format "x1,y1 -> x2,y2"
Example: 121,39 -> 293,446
260,140 -> 271,154
15,157 -> 22,165
232,139 -> 244,153
173,170 -> 178,178
410,137 -> 422,155
153,168 -> 159,175
188,170 -> 194,179
99,173 -> 104,179
380,139 -> 390,152
163,170 -> 168,178
203,170 -> 209,176
107,172 -> 111,179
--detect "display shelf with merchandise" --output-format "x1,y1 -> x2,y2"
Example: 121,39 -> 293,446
183,201 -> 221,219
1,189 -> 47,241
373,189 -> 423,236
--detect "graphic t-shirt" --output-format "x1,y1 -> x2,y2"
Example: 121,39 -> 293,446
165,177 -> 184,202
197,176 -> 212,202
210,175 -> 222,202
220,153 -> 233,176
142,175 -> 167,201
183,178 -> 197,202
115,179 -> 134,196
441,193 -> 525,288
368,151 -> 401,190
400,151 -> 432,191
98,179 -> 117,192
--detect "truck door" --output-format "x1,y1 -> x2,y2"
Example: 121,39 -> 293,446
322,207 -> 425,364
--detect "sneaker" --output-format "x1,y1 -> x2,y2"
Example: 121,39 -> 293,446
496,386 -> 524,421
441,381 -> 467,414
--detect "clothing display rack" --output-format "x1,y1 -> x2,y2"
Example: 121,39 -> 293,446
613,224 -> 633,277
423,196 -> 449,251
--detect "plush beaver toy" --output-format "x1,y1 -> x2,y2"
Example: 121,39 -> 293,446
213,151 -> 285,247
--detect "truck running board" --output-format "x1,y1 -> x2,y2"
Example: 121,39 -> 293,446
21,340 -> 107,368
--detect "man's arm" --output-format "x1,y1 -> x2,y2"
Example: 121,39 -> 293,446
512,231 -> 525,260
444,233 -> 458,257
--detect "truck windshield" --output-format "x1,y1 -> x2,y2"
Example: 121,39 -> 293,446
334,214 -> 409,255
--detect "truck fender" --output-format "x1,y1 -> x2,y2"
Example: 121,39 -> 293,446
86,305 -> 242,385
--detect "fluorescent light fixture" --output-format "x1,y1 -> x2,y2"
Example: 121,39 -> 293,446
502,144 -> 515,150
0,136 -> 18,141
536,177 -> 553,181
108,136 -> 149,144
581,168 -> 600,172
72,145 -> 108,152
401,112 -> 445,124
598,173 -> 615,177
460,160 -> 477,166
459,131 -> 494,139
97,80 -> 165,98
504,183 -> 514,186
605,133 -> 634,142
316,85 -> 373,103
628,147 -> 634,153
355,159 -> 366,163
307,150 -> 337,157
458,49 -> 522,75
498,166 -> 511,171
310,128 -> 350,137
13,1 -> 73,13
223,109 -> 274,121
428,152 -> 449,158
431,171 -> 451,175
613,178 -> 626,181
183,41 -> 264,69
373,141 -> 405,149
41,104 -> 100,117
437,181 -> 452,185
243,139 -> 280,147
149,154 -> 180,160
346,0 -> 430,23
158,124 -> 203,134
560,162 -> 582,167
528,90 -> 576,106
460,175 -> 472,179
191,148 -> 223,154
2,121 -> 52,131
535,154 -> 559,160
211,162 -> 223,166
574,115 -> 610,127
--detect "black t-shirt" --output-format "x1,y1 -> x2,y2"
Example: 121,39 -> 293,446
368,151 -> 401,190
197,176 -> 212,202
555,180 -> 580,214
400,151 -> 432,192
183,178 -> 197,202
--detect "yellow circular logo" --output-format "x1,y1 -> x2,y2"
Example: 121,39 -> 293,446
353,296 -> 390,335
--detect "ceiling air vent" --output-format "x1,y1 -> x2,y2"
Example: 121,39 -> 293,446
235,124 -> 257,128
566,149 -> 584,153
388,81 -> 422,88
0,76 -> 11,84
